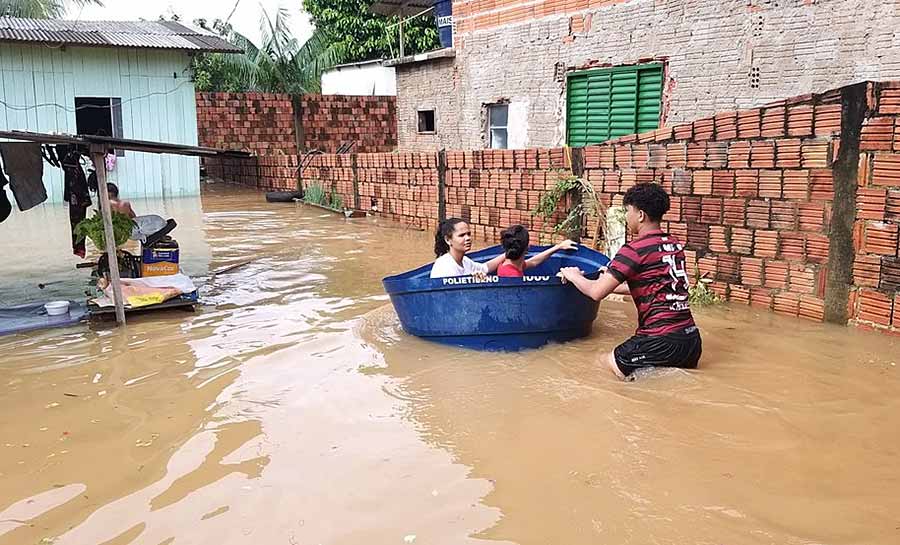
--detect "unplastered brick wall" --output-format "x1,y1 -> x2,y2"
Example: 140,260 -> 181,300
579,90 -> 842,323
850,84 -> 900,334
197,92 -> 297,156
396,0 -> 900,150
299,95 -> 397,154
262,81 -> 900,335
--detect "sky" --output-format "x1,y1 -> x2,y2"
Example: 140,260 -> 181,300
76,0 -> 314,47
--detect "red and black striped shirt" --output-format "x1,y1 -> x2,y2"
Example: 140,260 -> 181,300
607,230 -> 696,336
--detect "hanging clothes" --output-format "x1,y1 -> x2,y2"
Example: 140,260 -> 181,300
62,149 -> 91,258
0,143 -> 46,211
105,152 -> 116,172
0,169 -> 11,224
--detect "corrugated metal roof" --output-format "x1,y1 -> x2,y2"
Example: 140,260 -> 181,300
370,1 -> 434,17
0,17 -> 242,53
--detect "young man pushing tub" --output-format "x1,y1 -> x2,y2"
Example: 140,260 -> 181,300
559,183 -> 702,379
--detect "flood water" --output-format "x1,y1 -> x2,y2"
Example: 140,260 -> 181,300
1,185 -> 899,545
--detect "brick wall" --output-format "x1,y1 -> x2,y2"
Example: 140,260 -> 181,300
197,92 -> 398,191
299,95 -> 397,154
396,0 -> 900,150
273,81 -> 900,335
197,92 -> 297,156
850,84 -> 900,334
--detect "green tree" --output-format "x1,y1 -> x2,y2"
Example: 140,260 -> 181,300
193,8 -> 343,94
303,0 -> 439,63
0,0 -> 102,18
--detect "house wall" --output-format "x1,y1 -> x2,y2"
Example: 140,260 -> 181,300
396,0 -> 900,150
321,64 -> 396,96
0,44 -> 199,203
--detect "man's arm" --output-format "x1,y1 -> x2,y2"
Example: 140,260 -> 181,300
559,267 -> 626,301
483,253 -> 506,273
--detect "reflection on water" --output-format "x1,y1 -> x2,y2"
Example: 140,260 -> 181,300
1,184 -> 898,544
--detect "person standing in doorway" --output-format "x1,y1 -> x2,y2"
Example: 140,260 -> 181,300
559,183 -> 701,379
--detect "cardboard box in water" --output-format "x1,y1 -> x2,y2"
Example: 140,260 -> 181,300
141,239 -> 179,277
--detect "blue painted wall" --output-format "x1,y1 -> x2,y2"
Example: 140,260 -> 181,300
0,43 -> 200,203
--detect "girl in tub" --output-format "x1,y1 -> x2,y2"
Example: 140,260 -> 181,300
497,224 -> 577,277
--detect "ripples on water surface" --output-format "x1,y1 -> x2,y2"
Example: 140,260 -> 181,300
0,185 -> 898,545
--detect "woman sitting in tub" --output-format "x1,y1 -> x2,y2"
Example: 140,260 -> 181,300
430,218 -> 506,278
496,224 -> 577,277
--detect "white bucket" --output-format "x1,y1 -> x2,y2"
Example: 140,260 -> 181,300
45,301 -> 70,316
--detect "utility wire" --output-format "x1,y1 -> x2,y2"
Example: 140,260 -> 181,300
0,79 -> 193,113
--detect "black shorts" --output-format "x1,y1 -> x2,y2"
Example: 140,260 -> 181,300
613,327 -> 702,378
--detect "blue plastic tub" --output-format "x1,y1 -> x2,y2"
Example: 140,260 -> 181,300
382,245 -> 610,351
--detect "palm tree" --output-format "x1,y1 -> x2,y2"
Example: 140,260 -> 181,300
0,0 -> 103,19
212,7 -> 344,94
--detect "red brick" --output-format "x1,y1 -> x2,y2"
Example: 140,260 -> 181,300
737,109 -> 761,138
872,153 -> 900,188
761,107 -> 786,138
747,199 -> 771,228
813,103 -> 841,136
862,222 -> 900,256
728,141 -> 751,169
723,198 -> 747,226
782,170 -> 810,200
806,234 -> 830,263
731,227 -> 754,255
701,197 -> 723,224
887,189 -> 900,221
880,257 -> 900,291
758,170 -> 783,198
715,111 -> 738,140
667,144 -> 687,167
789,264 -> 816,294
673,123 -> 693,141
712,170 -> 735,197
668,221 -> 688,241
717,254 -> 741,283
709,225 -> 729,253
787,104 -> 813,137
687,223 -> 709,249
857,289 -> 894,326
853,254 -> 882,288
706,143 -> 729,168
857,188 -> 888,221
860,117 -> 895,151
809,169 -> 834,201
879,87 -> 900,115
693,170 -> 713,195
798,202 -> 825,232
693,117 -> 715,141
751,287 -> 774,309
735,169 -> 759,197
750,140 -> 776,168
742,257 -> 764,286
632,145 -> 650,168
780,231 -> 806,261
799,295 -> 825,322
775,139 -> 802,168
764,259 -> 789,289
754,229 -> 779,258
698,256 -> 718,279
729,284 -> 751,304
802,139 -> 831,168
773,291 -> 801,317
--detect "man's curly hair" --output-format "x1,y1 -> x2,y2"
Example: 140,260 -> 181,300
623,183 -> 670,222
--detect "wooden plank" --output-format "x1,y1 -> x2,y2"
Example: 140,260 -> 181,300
91,147 -> 125,325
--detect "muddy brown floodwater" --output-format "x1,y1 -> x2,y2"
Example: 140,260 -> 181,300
1,185 -> 899,545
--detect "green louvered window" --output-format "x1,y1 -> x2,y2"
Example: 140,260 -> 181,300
566,64 -> 663,146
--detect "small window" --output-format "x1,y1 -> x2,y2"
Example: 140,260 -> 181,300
75,97 -> 124,155
417,110 -> 435,133
488,104 -> 508,149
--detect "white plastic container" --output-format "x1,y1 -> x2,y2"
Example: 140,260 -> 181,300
45,301 -> 70,316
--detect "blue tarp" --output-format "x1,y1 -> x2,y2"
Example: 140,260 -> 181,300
0,301 -> 87,336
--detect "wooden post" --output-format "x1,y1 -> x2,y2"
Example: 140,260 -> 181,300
437,149 -> 447,222
90,145 -> 125,326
